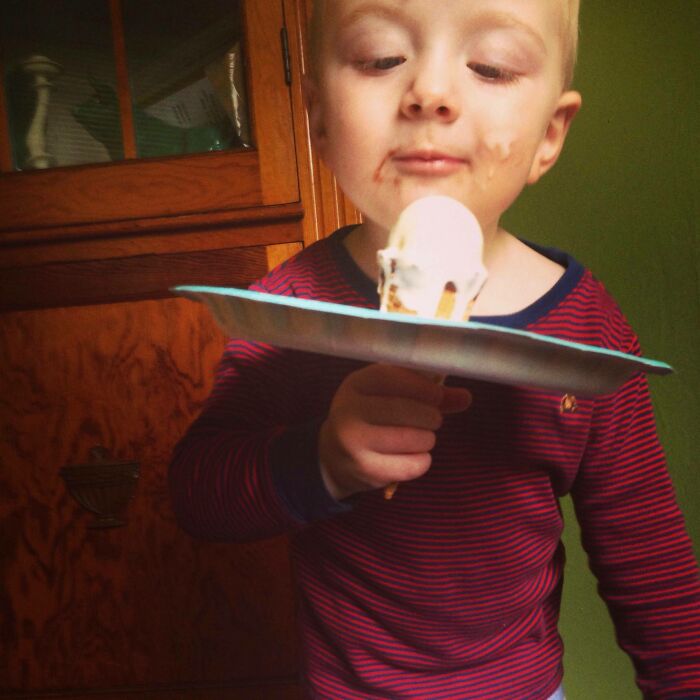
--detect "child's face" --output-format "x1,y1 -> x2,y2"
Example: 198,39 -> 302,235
307,0 -> 581,236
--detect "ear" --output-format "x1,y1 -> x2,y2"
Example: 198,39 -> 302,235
527,90 -> 582,184
302,73 -> 327,157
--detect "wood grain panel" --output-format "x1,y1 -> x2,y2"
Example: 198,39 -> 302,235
0,246 -> 270,312
265,242 -> 303,270
0,298 -> 298,693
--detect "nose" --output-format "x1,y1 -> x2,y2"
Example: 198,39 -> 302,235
400,55 -> 460,122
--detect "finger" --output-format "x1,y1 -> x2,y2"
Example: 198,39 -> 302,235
361,424 -> 437,455
360,451 -> 433,487
353,365 -> 445,406
361,396 -> 444,430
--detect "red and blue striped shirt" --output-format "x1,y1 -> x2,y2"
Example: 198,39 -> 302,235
170,228 -> 700,699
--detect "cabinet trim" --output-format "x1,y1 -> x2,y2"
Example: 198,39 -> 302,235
0,150 -> 262,234
0,200 -> 303,255
0,51 -> 11,171
0,243 -> 278,312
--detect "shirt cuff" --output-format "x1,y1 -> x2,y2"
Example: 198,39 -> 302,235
269,419 -> 354,524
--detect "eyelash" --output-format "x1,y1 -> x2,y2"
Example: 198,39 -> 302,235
468,62 -> 519,84
356,56 -> 406,72
355,57 -> 519,84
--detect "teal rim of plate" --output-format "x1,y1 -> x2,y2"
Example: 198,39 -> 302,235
172,285 -> 673,373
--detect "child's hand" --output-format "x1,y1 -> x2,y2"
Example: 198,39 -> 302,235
318,365 -> 472,501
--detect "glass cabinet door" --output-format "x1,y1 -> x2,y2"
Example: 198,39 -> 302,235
1,0 -> 251,171
122,0 -> 251,161
0,0 -> 298,236
1,1 -> 123,170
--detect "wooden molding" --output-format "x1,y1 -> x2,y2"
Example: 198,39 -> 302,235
109,0 -> 137,159
0,48 -> 12,172
286,0 -> 361,247
0,150 -> 262,234
0,245 -> 270,312
0,679 -> 301,700
245,0 -> 299,206
0,201 -> 303,254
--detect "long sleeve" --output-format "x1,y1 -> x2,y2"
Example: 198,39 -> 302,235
168,230 -> 374,543
571,357 -> 700,698
169,339 -> 352,542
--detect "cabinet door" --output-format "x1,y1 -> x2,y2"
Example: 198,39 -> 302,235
0,0 -> 298,242
0,299 -> 300,699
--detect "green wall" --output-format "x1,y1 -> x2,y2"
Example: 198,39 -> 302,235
503,2 -> 699,698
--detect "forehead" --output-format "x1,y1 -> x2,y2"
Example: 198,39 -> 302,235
312,0 -> 572,83
317,0 -> 565,30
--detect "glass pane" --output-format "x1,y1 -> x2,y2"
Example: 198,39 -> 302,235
0,0 -> 123,171
121,0 -> 252,159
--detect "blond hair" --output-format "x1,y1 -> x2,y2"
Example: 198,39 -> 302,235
561,0 -> 580,88
308,1 -> 580,89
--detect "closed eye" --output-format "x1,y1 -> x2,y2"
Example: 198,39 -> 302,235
357,56 -> 406,72
468,62 -> 518,83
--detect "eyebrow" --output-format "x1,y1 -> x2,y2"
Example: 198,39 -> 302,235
335,2 -> 414,33
331,3 -> 549,56
468,10 -> 548,55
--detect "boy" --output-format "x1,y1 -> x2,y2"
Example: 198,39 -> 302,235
170,1 -> 700,698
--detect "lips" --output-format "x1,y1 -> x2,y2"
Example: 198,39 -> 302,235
392,150 -> 466,176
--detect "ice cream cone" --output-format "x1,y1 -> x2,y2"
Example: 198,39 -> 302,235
378,196 -> 487,500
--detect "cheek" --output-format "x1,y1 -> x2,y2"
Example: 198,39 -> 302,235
475,116 -> 548,189
468,125 -> 541,222
474,102 -> 519,165
473,93 -> 550,168
325,108 -> 386,179
474,125 -> 525,193
482,130 -> 516,163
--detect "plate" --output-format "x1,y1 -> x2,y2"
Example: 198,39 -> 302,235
173,285 -> 672,397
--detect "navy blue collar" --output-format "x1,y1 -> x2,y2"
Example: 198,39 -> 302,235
328,225 -> 584,330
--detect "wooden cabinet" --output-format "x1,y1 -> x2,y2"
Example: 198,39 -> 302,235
0,1 -> 298,226
0,0 -> 302,314
0,0 -> 358,312
0,301 -> 301,699
0,1 -> 358,697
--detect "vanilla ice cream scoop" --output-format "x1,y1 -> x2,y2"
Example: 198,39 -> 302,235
378,195 -> 487,321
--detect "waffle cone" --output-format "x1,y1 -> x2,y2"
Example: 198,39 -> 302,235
383,285 -> 471,499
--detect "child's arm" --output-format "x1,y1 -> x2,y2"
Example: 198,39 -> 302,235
571,364 -> 700,694
169,338 -> 469,541
169,339 -> 311,541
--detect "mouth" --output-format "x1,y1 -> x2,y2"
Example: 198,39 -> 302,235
391,150 -> 467,176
